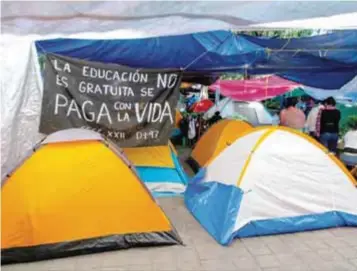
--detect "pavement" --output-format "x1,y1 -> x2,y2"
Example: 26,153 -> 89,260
3,147 -> 357,271
3,197 -> 357,271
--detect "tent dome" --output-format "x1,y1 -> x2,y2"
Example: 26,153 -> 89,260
1,129 -> 182,264
185,126 -> 357,245
203,98 -> 276,126
188,119 -> 253,171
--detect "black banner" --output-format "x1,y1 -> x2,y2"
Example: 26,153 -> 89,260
39,54 -> 182,147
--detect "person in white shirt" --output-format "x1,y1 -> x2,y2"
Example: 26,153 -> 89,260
305,102 -> 324,139
340,123 -> 357,168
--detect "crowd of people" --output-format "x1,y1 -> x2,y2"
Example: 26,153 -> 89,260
279,96 -> 357,169
176,93 -> 356,174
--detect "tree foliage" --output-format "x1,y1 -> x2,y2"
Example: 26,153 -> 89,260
340,115 -> 357,136
220,73 -> 244,80
238,29 -> 314,39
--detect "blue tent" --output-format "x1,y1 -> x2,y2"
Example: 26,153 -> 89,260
135,147 -> 188,198
36,30 -> 357,89
122,143 -> 188,197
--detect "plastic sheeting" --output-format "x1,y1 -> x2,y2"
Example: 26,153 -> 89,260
3,2 -> 357,36
302,75 -> 357,101
2,30 -> 356,178
203,98 -> 275,126
1,42 -> 44,179
210,75 -> 357,103
209,76 -> 300,102
240,31 -> 357,88
35,30 -> 357,89
2,1 -> 357,180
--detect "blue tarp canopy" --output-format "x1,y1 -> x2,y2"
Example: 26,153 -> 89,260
36,30 -> 357,89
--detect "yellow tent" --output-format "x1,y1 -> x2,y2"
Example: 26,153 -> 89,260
1,129 -> 182,264
188,119 -> 253,171
123,141 -> 187,196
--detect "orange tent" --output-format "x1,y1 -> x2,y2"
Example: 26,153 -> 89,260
2,129 -> 182,264
187,119 -> 253,172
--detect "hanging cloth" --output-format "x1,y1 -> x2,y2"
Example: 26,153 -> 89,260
188,117 -> 196,140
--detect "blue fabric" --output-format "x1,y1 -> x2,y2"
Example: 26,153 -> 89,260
345,92 -> 357,102
36,30 -> 357,89
171,128 -> 182,137
242,31 -> 357,88
187,95 -> 199,108
170,146 -> 189,185
136,167 -> 184,183
185,169 -> 243,245
304,89 -> 357,102
135,147 -> 187,197
234,211 -> 357,238
185,168 -> 357,245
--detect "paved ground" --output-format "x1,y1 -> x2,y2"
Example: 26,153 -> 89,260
3,198 -> 357,271
3,147 -> 357,271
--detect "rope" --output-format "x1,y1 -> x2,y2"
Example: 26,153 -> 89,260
273,37 -> 292,53
35,33 -> 356,75
182,31 -> 234,71
182,50 -> 211,71
35,41 -> 48,55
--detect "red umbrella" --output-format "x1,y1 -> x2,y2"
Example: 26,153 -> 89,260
190,99 -> 214,113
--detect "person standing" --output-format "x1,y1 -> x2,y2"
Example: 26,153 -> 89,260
340,122 -> 357,168
279,97 -> 306,131
305,97 -> 315,116
305,100 -> 324,139
315,97 -> 341,154
296,97 -> 307,114
208,111 -> 222,126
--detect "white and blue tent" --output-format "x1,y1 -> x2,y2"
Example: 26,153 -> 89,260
185,126 -> 357,245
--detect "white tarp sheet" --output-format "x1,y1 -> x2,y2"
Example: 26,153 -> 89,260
302,76 -> 357,101
2,1 -> 357,36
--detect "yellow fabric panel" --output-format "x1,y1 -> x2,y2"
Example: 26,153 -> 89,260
2,141 -> 172,249
192,120 -> 252,166
123,145 -> 174,168
175,110 -> 182,128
